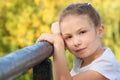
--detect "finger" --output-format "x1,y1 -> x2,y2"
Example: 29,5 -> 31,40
36,33 -> 54,44
51,22 -> 60,34
36,33 -> 48,43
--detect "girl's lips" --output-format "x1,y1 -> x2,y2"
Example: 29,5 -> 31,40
75,48 -> 86,52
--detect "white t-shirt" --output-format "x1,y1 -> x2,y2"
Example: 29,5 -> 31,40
70,48 -> 120,80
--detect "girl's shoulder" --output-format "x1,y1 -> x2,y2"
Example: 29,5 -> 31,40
89,48 -> 120,80
92,48 -> 119,67
71,48 -> 120,79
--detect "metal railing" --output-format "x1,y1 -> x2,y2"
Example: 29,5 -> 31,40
0,42 -> 53,80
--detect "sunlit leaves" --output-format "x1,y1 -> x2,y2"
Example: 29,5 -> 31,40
0,0 -> 120,80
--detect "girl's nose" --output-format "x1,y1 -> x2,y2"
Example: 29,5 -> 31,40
73,36 -> 81,47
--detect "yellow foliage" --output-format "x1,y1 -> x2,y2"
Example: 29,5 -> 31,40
0,0 -> 120,80
34,0 -> 40,6
34,30 -> 41,38
114,45 -> 120,62
5,2 -> 11,7
42,9 -> 54,23
40,25 -> 51,34
28,69 -> 32,74
32,20 -> 41,28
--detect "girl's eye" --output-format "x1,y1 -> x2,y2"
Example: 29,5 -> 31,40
65,36 -> 72,40
79,30 -> 87,34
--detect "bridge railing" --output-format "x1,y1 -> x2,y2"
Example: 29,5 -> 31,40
0,42 -> 53,80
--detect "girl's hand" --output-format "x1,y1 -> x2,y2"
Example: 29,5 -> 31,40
36,22 -> 65,49
51,22 -> 60,34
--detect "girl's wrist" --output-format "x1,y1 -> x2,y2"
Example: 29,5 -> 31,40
54,41 -> 65,50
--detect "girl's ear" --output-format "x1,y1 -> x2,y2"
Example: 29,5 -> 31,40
97,24 -> 104,38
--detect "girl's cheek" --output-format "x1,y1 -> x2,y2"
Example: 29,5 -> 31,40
64,41 -> 70,48
66,42 -> 73,51
65,41 -> 68,48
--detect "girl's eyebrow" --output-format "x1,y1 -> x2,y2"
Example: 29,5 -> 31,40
76,28 -> 83,32
62,29 -> 81,36
62,33 -> 71,36
62,27 -> 88,36
76,27 -> 88,32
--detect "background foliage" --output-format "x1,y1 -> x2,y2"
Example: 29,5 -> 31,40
0,0 -> 120,80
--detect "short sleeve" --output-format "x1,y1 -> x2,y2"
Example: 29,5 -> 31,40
70,57 -> 82,76
89,59 -> 120,80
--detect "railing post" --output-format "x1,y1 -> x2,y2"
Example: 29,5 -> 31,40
0,42 -> 53,80
33,59 -> 52,80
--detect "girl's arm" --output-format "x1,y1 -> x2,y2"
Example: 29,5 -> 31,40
52,38 -> 72,80
50,22 -> 72,80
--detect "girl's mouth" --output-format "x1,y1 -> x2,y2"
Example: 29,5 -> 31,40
75,47 -> 86,53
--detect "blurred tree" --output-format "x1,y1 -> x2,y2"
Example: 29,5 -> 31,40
0,0 -> 120,80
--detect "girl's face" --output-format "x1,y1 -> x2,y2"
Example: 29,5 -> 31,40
60,14 -> 104,59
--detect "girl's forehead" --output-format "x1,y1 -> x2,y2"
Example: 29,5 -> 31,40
60,14 -> 94,29
60,15 -> 94,34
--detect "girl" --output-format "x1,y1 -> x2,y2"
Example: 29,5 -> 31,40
37,2 -> 120,80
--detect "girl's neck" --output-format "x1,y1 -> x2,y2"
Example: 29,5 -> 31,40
80,47 -> 105,68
